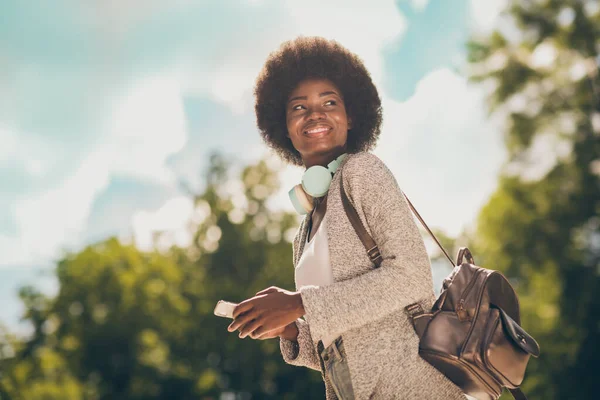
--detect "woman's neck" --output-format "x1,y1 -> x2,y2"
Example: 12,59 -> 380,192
303,148 -> 346,169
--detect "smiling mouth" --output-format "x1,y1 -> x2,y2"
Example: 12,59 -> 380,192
304,125 -> 332,138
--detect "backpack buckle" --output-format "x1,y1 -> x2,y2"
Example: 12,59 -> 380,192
405,303 -> 424,319
367,246 -> 382,264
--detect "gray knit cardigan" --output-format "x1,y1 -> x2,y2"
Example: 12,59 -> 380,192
279,152 -> 467,399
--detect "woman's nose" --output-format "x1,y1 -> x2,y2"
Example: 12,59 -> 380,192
306,108 -> 326,121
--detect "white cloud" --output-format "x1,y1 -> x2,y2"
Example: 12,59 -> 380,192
0,125 -> 57,179
0,75 -> 188,267
411,0 -> 430,12
7,151 -> 111,266
132,196 -> 195,252
0,125 -> 18,161
374,68 -> 506,237
283,0 -> 404,86
107,75 -> 187,183
469,0 -> 508,33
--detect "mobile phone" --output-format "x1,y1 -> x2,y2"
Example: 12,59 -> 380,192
214,300 -> 238,319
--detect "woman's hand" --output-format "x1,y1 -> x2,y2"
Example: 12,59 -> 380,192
227,286 -> 304,339
245,322 -> 298,341
249,324 -> 287,340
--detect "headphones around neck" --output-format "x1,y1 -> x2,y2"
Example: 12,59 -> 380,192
288,153 -> 347,215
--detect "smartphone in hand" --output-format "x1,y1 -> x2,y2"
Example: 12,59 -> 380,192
214,300 -> 238,319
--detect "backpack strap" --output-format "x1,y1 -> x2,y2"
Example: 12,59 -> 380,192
339,171 -> 382,267
509,388 -> 528,400
339,169 -> 454,267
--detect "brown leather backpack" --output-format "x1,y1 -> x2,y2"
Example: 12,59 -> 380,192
340,174 -> 540,400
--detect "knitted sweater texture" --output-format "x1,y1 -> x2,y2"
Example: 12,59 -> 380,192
279,152 -> 467,400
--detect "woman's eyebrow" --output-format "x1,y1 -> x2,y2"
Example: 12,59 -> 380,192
287,91 -> 340,104
319,90 -> 339,97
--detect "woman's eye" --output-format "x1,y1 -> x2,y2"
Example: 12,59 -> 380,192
292,104 -> 304,111
324,100 -> 336,106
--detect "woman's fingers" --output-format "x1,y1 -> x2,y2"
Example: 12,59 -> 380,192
232,300 -> 254,320
255,286 -> 279,296
255,331 -> 278,340
239,317 -> 263,338
228,309 -> 255,332
250,325 -> 270,338
254,326 -> 284,340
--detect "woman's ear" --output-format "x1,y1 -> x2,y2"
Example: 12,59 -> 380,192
347,117 -> 353,130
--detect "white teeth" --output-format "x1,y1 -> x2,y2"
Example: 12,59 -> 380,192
305,126 -> 330,134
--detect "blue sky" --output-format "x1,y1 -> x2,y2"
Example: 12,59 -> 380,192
0,0 -> 509,331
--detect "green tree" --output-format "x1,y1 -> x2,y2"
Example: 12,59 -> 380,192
467,1 -> 599,398
0,153 -> 325,399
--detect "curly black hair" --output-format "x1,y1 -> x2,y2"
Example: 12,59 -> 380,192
254,36 -> 383,166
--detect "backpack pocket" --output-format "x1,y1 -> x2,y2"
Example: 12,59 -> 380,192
481,307 -> 540,388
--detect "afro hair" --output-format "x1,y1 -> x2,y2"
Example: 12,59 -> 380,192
254,36 -> 383,166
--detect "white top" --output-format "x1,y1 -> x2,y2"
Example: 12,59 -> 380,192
295,214 -> 339,347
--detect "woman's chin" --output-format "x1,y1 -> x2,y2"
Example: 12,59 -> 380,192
305,143 -> 337,154
303,137 -> 344,151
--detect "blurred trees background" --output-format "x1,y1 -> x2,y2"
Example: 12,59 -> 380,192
467,0 -> 599,398
0,154 -> 324,399
0,1 -> 598,399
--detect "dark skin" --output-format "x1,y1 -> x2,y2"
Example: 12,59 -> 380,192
228,78 -> 351,341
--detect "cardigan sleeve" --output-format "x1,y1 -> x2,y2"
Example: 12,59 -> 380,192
279,317 -> 321,371
298,152 -> 435,342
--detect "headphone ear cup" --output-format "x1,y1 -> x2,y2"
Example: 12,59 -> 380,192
289,184 -> 314,215
302,165 -> 332,198
288,153 -> 347,214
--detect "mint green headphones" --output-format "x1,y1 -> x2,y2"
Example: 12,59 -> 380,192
288,153 -> 347,215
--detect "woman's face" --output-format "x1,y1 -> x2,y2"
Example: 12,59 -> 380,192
286,78 -> 351,164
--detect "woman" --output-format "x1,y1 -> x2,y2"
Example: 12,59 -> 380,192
226,37 -> 467,400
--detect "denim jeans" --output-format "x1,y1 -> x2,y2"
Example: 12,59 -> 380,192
318,337 -> 355,400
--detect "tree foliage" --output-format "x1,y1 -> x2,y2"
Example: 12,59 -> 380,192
467,1 -> 599,398
0,153 -> 324,399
